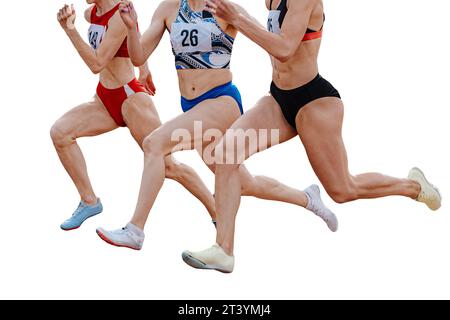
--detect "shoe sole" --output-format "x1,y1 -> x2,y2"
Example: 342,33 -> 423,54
60,210 -> 103,232
96,230 -> 141,251
181,252 -> 232,274
409,167 -> 442,211
61,226 -> 80,232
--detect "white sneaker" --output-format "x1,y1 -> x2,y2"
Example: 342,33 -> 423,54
305,184 -> 339,232
408,167 -> 442,211
182,244 -> 235,273
96,223 -> 145,250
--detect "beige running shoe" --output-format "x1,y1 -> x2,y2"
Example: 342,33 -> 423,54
182,244 -> 235,273
408,167 -> 442,211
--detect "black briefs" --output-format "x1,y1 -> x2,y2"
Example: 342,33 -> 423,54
270,74 -> 341,128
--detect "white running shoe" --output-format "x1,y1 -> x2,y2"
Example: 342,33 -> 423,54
182,244 -> 234,273
96,223 -> 145,250
304,184 -> 339,232
408,167 -> 442,211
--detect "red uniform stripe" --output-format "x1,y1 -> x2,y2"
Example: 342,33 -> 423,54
302,30 -> 323,41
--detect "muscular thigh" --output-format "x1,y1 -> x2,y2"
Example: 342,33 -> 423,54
234,95 -> 295,135
183,96 -> 244,172
54,96 -> 118,138
149,95 -> 241,157
296,97 -> 351,187
216,94 -> 297,166
122,92 -> 162,147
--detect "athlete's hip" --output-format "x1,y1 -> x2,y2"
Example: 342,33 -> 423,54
98,64 -> 136,90
271,64 -> 319,90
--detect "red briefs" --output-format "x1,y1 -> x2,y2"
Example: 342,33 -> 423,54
96,78 -> 149,127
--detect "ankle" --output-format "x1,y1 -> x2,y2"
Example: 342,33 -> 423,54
218,242 -> 234,257
408,180 -> 421,199
130,219 -> 145,232
83,196 -> 98,206
127,222 -> 145,236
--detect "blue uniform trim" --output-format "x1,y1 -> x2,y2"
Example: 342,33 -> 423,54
181,82 -> 244,114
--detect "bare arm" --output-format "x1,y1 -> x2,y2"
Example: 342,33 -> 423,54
138,62 -> 151,80
138,62 -> 156,95
119,1 -> 167,67
57,4 -> 127,74
206,0 -> 317,62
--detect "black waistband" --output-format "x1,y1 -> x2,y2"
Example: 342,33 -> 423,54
271,74 -> 321,93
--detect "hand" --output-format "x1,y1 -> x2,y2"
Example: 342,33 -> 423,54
57,4 -> 76,30
205,0 -> 240,25
119,0 -> 138,30
139,69 -> 156,95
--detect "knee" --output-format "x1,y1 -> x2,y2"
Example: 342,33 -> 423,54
50,121 -> 74,148
142,132 -> 166,157
326,184 -> 358,204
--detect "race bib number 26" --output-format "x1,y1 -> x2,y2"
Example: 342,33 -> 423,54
171,22 -> 213,54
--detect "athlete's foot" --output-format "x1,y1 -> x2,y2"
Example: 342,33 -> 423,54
408,167 -> 442,211
182,244 -> 234,273
304,185 -> 338,232
96,223 -> 145,250
60,199 -> 103,231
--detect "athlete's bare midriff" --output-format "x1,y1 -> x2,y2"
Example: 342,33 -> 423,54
270,0 -> 323,90
165,0 -> 236,99
176,69 -> 232,99
98,57 -> 136,89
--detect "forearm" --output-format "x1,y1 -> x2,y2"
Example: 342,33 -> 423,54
138,61 -> 150,75
234,13 -> 291,61
65,28 -> 103,74
127,27 -> 148,66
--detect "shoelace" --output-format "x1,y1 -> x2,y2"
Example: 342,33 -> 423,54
72,202 -> 87,217
307,187 -> 336,229
310,199 -> 323,217
318,208 -> 332,225
420,183 -> 440,199
120,227 -> 139,243
311,199 -> 334,225
201,245 -> 219,258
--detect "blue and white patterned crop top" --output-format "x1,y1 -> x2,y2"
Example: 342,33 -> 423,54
170,0 -> 234,69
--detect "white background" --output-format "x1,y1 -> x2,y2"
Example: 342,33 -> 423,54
0,0 -> 449,300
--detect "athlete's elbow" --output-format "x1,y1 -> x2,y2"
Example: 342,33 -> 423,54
90,66 -> 101,74
275,53 -> 290,63
130,56 -> 145,67
273,44 -> 295,62
274,49 -> 293,63
90,62 -> 105,74
89,55 -> 109,74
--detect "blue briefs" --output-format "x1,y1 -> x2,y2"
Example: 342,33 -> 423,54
180,82 -> 244,114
